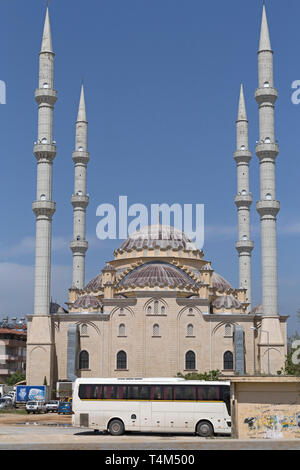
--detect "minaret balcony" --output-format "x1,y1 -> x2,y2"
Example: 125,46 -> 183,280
35,88 -> 58,106
34,143 -> 57,161
71,194 -> 89,208
255,87 -> 278,105
72,151 -> 90,164
235,240 -> 254,254
256,141 -> 279,160
70,240 -> 88,254
234,194 -> 253,208
32,200 -> 56,218
234,149 -> 252,164
256,200 -> 280,219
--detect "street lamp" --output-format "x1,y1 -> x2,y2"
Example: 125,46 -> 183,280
251,326 -> 270,375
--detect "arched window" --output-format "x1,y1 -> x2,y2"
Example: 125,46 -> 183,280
41,137 -> 48,144
265,193 -> 272,200
187,324 -> 194,337
153,324 -> 160,337
147,305 -> 152,314
79,350 -> 89,370
119,324 -> 126,337
161,305 -> 165,315
223,351 -> 234,370
81,324 -> 88,335
188,308 -> 194,315
185,351 -> 196,370
119,308 -> 125,315
116,351 -> 127,370
224,324 -> 232,337
154,300 -> 159,314
264,137 -> 271,144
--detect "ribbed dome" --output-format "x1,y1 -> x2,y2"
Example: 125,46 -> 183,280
118,225 -> 198,253
84,273 -> 103,292
118,262 -> 198,289
212,272 -> 232,292
73,295 -> 102,309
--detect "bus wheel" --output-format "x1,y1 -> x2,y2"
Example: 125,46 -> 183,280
108,419 -> 125,436
196,421 -> 214,437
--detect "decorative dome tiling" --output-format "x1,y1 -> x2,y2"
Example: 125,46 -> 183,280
117,224 -> 199,253
118,262 -> 199,289
212,272 -> 232,292
73,295 -> 102,309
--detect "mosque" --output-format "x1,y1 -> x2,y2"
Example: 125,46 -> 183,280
26,4 -> 288,388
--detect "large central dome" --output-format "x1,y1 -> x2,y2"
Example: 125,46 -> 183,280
118,224 -> 198,253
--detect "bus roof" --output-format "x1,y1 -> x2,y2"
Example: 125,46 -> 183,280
74,378 -> 230,386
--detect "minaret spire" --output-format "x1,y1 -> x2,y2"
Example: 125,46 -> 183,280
70,84 -> 90,290
255,3 -> 284,373
41,5 -> 53,53
259,3 -> 272,52
234,84 -> 253,311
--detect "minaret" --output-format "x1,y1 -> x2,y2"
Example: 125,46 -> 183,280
255,3 -> 284,372
32,5 -> 57,316
27,5 -> 57,386
234,84 -> 254,311
70,85 -> 89,289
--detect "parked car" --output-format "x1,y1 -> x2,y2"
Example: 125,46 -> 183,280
58,400 -> 72,415
46,400 -> 59,413
0,397 -> 13,409
25,401 -> 47,414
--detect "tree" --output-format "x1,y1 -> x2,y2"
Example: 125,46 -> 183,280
177,370 -> 221,381
6,372 -> 26,386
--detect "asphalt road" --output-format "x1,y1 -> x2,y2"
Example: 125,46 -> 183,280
0,424 -> 299,450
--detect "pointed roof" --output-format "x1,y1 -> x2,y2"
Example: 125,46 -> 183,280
77,84 -> 87,122
41,7 -> 53,53
237,84 -> 247,121
259,4 -> 272,52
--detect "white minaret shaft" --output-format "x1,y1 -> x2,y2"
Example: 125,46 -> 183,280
234,84 -> 254,311
32,6 -> 57,316
70,85 -> 89,289
255,4 -> 280,318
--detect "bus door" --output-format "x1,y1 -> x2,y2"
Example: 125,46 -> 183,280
138,385 -> 151,431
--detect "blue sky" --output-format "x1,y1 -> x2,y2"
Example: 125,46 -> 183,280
0,0 -> 299,335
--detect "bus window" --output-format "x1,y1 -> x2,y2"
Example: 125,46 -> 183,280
92,385 -> 102,399
139,386 -> 150,400
128,386 -> 140,400
151,386 -> 163,400
163,386 -> 173,400
174,386 -> 185,400
103,386 -> 117,400
183,386 -> 196,400
116,385 -> 127,400
79,385 -> 92,399
202,386 -> 220,401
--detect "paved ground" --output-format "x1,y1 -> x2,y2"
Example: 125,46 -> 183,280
0,413 -> 299,450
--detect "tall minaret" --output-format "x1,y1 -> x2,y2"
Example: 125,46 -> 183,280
70,85 -> 89,289
32,5 -> 57,316
255,3 -> 284,372
27,5 -> 57,386
234,84 -> 254,311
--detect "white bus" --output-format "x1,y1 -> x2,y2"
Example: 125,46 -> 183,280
72,378 -> 231,437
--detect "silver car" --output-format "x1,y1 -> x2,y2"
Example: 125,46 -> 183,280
26,401 -> 47,414
46,400 -> 59,413
0,397 -> 13,409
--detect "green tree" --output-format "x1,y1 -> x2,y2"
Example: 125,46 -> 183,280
177,370 -> 221,381
6,372 -> 25,386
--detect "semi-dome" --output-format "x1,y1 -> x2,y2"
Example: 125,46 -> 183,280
73,294 -> 102,310
118,261 -> 198,289
117,224 -> 199,253
212,272 -> 232,292
84,273 -> 103,292
212,294 -> 241,310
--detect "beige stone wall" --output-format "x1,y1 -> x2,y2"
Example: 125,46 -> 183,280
233,381 -> 300,439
